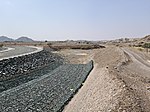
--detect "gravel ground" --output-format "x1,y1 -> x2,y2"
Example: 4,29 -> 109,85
62,46 -> 143,112
0,61 -> 93,112
118,48 -> 150,111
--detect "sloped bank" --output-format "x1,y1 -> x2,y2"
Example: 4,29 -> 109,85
0,61 -> 93,112
0,50 -> 64,92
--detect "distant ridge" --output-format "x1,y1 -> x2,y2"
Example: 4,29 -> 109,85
135,35 -> 150,44
140,35 -> 150,42
15,37 -> 34,42
0,36 -> 14,42
0,36 -> 34,42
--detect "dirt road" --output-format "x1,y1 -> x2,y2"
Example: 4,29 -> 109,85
119,48 -> 150,112
0,46 -> 43,60
122,48 -> 150,77
61,46 -> 150,112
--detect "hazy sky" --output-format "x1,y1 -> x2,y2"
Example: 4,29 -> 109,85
0,0 -> 150,41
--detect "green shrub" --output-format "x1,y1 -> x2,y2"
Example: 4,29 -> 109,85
143,43 -> 150,48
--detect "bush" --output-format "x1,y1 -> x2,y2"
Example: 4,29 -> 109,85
143,43 -> 150,48
0,44 -> 3,48
47,43 -> 52,47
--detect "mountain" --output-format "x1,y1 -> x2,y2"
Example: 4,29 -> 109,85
0,36 -> 14,42
15,37 -> 34,42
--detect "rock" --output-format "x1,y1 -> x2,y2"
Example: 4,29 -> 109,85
123,85 -> 126,88
0,50 -> 64,81
114,67 -> 117,69
0,62 -> 93,112
0,50 -> 65,93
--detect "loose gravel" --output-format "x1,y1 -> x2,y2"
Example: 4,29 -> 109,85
0,61 -> 93,112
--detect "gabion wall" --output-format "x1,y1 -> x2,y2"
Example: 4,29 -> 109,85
0,61 -> 93,112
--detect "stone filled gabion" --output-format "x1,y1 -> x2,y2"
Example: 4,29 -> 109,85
0,61 -> 93,112
0,50 -> 64,81
0,61 -> 63,93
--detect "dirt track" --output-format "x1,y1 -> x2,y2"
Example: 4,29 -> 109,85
120,48 -> 150,112
61,46 -> 150,112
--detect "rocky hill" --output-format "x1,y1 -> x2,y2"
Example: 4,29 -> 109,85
0,36 -> 34,42
15,37 -> 34,42
0,36 -> 14,42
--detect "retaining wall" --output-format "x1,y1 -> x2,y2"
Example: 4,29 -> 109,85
0,61 -> 93,112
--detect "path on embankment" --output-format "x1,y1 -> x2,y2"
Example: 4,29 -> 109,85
0,46 -> 43,60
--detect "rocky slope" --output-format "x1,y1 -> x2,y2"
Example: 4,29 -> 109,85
15,37 -> 34,42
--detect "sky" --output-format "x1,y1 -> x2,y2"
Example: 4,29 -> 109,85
0,0 -> 150,41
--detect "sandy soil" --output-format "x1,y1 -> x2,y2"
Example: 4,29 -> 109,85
59,46 -> 149,112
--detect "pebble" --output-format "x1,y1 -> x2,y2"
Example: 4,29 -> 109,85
147,87 -> 150,91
